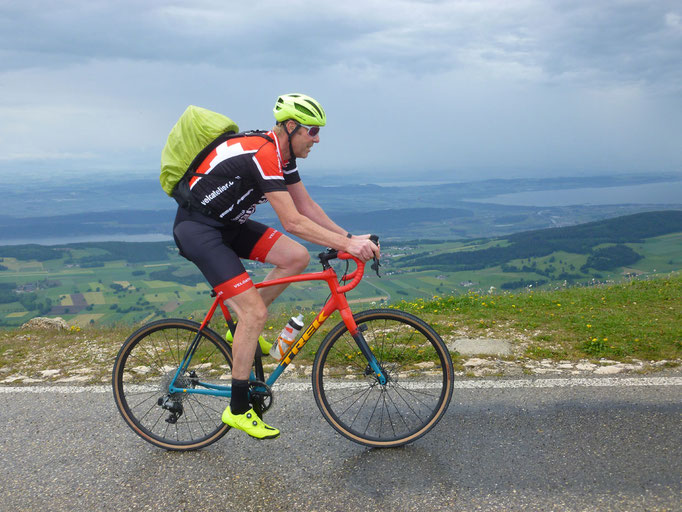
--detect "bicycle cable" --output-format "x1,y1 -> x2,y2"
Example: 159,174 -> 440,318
320,258 -> 350,307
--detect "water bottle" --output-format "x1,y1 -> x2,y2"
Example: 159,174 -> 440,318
270,314 -> 305,361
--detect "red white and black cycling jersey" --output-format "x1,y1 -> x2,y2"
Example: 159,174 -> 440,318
187,130 -> 300,224
172,131 -> 300,297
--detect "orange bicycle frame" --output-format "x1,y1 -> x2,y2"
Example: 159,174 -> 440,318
194,252 -> 386,387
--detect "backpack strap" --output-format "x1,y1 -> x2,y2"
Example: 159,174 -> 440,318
171,130 -> 275,217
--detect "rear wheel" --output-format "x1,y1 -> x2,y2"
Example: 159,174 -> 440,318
312,309 -> 454,448
112,319 -> 233,450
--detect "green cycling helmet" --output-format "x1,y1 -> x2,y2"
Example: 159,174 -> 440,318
273,93 -> 326,126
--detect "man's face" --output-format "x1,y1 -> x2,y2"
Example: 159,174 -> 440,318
289,122 -> 320,159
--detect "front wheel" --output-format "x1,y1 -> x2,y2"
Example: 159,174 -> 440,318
112,319 -> 233,451
312,309 -> 454,448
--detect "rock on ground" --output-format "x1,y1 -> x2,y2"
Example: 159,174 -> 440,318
20,317 -> 69,330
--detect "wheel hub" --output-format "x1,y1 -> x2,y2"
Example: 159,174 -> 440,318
364,363 -> 393,386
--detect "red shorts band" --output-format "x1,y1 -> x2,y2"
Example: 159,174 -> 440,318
214,272 -> 254,299
249,228 -> 282,263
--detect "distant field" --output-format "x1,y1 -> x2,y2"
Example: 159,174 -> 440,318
0,240 -> 679,328
0,212 -> 680,328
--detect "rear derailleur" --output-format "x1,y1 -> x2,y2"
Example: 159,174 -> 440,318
157,395 -> 184,424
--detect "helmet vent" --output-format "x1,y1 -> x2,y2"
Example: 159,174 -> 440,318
294,104 -> 315,117
303,99 -> 324,118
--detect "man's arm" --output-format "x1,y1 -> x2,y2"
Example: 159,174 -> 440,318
266,190 -> 378,261
286,181 -> 348,236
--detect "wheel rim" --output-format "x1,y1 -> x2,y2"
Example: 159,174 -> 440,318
114,322 -> 232,448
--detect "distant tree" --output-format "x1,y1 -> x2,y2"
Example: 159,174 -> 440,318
0,245 -> 62,261
582,245 -> 642,271
501,279 -> 548,290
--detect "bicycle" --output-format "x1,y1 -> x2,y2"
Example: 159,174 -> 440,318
112,238 -> 454,450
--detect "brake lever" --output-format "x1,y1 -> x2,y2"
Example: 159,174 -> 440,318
369,234 -> 381,277
371,257 -> 382,277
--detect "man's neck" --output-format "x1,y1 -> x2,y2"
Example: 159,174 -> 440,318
273,125 -> 292,162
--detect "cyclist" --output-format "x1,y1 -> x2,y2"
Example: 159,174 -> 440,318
172,93 -> 380,439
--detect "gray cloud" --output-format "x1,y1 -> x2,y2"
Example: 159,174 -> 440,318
3,1 -> 680,87
0,0 -> 680,176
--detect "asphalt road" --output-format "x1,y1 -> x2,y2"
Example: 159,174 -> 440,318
1,376 -> 680,512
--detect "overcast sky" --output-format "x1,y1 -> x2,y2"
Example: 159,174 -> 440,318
1,0 -> 681,182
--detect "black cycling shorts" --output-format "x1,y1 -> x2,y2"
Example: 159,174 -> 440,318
173,211 -> 282,298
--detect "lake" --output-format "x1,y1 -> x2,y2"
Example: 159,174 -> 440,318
464,180 -> 682,207
1,233 -> 173,247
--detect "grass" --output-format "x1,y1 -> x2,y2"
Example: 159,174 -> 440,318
0,273 -> 680,385
0,324 -> 131,384
395,272 -> 681,362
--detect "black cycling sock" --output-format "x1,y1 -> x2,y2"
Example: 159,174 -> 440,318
230,379 -> 251,415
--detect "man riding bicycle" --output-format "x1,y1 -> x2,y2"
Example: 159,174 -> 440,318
172,93 -> 380,439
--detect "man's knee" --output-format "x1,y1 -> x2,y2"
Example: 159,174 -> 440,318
241,300 -> 268,326
266,237 -> 310,274
227,290 -> 268,326
292,245 -> 310,272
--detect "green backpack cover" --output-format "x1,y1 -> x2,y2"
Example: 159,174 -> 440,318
160,105 -> 239,196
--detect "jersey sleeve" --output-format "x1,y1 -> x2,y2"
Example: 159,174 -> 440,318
251,143 -> 288,193
283,158 -> 301,185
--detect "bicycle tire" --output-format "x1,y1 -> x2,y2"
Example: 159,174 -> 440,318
312,309 -> 454,448
112,319 -> 233,451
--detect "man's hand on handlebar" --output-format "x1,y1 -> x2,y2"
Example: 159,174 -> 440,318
345,235 -> 380,262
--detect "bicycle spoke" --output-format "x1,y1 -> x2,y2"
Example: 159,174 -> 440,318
338,385 -> 374,420
350,385 -> 377,433
183,399 -> 209,438
187,396 -> 223,417
384,389 -> 412,432
387,384 -> 428,423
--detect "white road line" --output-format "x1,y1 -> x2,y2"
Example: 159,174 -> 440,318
1,376 -> 681,394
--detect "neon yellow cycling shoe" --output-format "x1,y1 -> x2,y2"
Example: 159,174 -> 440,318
225,329 -> 273,355
221,407 -> 280,440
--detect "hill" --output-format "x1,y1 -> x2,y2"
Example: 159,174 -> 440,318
395,211 -> 682,287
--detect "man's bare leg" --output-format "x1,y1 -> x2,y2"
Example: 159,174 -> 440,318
219,236 -> 308,437
224,287 -> 268,381
219,286 -> 279,438
258,235 -> 310,307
